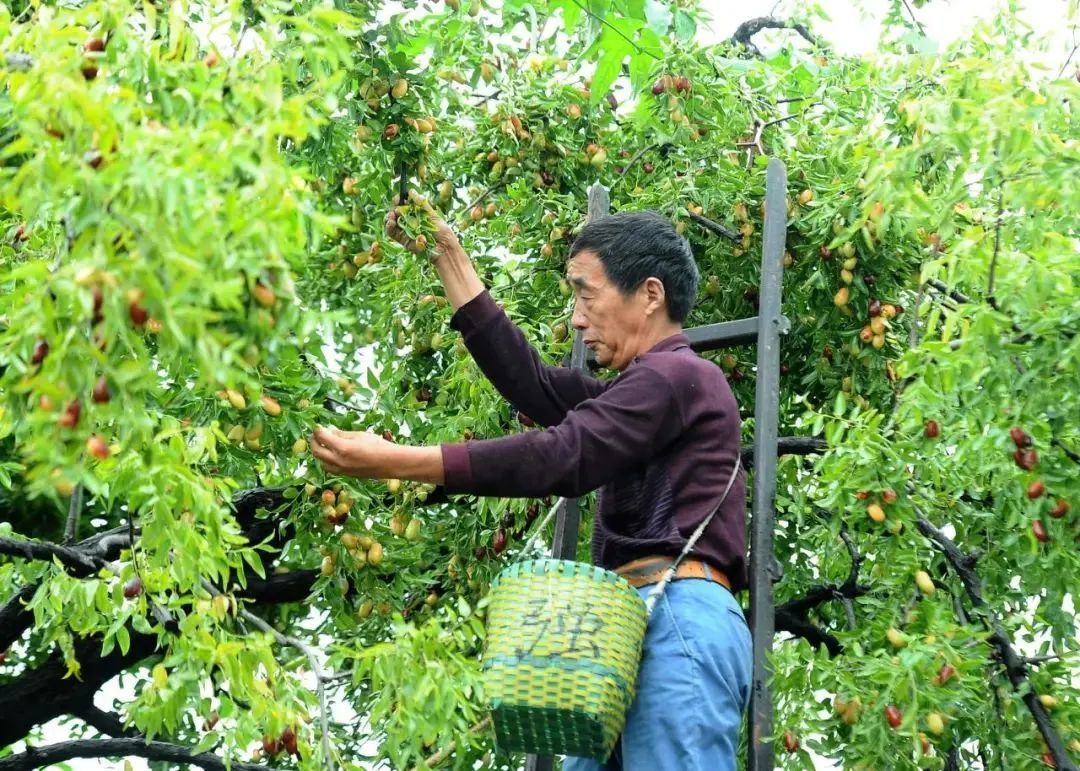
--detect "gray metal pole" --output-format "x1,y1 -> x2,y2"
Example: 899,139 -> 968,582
525,182 -> 610,771
746,157 -> 787,771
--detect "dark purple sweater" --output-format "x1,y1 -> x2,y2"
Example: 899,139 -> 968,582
439,290 -> 748,593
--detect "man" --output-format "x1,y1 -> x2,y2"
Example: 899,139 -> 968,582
311,206 -> 751,770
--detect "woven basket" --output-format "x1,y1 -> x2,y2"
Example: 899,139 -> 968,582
481,559 -> 648,760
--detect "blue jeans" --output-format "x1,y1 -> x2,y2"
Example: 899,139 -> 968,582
562,578 -> 752,771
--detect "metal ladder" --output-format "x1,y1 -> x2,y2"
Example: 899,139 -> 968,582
526,157 -> 788,771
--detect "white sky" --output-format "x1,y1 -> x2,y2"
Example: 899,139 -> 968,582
16,0 -> 1078,769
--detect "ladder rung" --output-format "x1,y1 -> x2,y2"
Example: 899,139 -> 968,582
685,315 -> 790,352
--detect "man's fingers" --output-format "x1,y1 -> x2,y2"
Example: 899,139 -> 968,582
311,427 -> 344,457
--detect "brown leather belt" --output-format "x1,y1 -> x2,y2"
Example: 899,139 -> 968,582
615,555 -> 732,592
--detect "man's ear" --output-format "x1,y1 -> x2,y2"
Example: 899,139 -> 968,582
642,277 -> 666,316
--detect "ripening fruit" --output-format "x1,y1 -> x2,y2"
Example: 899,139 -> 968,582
881,489 -> 898,504
391,78 -> 408,98
291,438 -> 308,456
493,528 -> 508,554
390,516 -> 405,537
872,334 -> 886,350
1039,694 -> 1058,709
1049,499 -> 1069,519
798,189 -> 814,205
387,478 -> 402,495
933,664 -> 955,686
253,283 -> 276,307
867,503 -> 886,523
924,420 -> 940,439
405,518 -> 422,542
886,627 -> 907,648
1010,426 -> 1033,448
129,301 -> 149,326
1014,448 -> 1038,470
859,326 -> 874,343
1032,519 -> 1050,543
926,711 -> 945,736
92,376 -> 111,403
226,389 -> 246,410
782,730 -> 799,753
86,434 -> 110,460
884,704 -> 902,729
320,556 -> 335,577
367,542 -> 384,566
470,206 -> 484,222
1027,480 -> 1046,499
567,104 -> 582,119
260,395 -> 282,417
59,400 -> 81,428
915,570 -> 936,595
31,340 -> 48,365
204,51 -> 220,67
383,123 -> 399,140
123,576 -> 143,599
833,287 -> 849,307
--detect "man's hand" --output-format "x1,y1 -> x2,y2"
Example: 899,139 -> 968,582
310,426 -> 394,479
385,190 -> 461,261
310,425 -> 446,484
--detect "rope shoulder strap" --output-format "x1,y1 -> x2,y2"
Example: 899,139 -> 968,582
643,451 -> 743,617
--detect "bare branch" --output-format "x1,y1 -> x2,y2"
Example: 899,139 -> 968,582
70,703 -> 139,738
0,737 -> 284,771
729,17 -> 822,56
64,484 -> 84,545
688,211 -> 741,243
0,537 -> 107,578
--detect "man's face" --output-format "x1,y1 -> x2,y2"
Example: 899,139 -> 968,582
566,250 -> 646,371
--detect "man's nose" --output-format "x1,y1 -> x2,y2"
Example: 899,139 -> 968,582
571,298 -> 587,329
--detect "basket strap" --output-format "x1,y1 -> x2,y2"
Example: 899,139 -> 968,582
643,451 -> 743,617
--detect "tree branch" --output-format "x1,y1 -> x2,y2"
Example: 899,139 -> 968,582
913,506 -> 1077,770
0,738 -> 283,771
70,702 -> 140,738
729,17 -> 821,56
688,211 -> 741,243
0,537 -> 107,578
63,484 -> 84,545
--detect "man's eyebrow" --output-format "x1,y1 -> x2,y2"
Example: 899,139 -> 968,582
568,276 -> 590,290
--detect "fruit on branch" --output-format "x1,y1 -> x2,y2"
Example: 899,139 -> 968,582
884,705 -> 902,729
1010,426 -> 1033,448
798,189 -> 814,205
59,400 -> 81,428
1032,519 -> 1050,543
367,541 -> 384,566
926,712 -> 945,736
1014,448 -> 1038,470
881,489 -> 898,504
383,123 -> 399,139
86,434 -> 110,460
886,627 -> 907,649
92,376 -> 111,403
915,570 -> 936,595
204,51 -> 220,67
833,287 -> 849,307
932,664 -> 955,686
123,576 -> 143,599
867,503 -> 886,523
492,528 -> 508,554
782,730 -> 799,753
1027,480 -> 1046,499
1049,499 -> 1069,519
391,78 -> 409,98
260,395 -> 282,416
924,420 -> 940,439
128,300 -> 148,327
674,75 -> 692,93
405,518 -> 422,542
225,389 -> 246,410
1039,694 -> 1058,709
31,339 -> 49,365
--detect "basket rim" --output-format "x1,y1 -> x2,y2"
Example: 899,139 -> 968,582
490,558 -> 640,595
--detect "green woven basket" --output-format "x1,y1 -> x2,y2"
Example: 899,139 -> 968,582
482,559 -> 648,761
